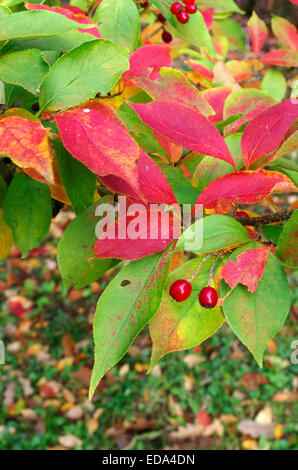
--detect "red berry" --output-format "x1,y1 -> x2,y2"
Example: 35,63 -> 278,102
177,10 -> 189,23
199,287 -> 218,309
170,279 -> 192,302
235,211 -> 249,217
183,0 -> 195,4
185,3 -> 197,13
162,30 -> 173,43
170,2 -> 183,15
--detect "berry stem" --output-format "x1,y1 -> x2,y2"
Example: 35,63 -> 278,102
187,254 -> 212,283
208,256 -> 217,287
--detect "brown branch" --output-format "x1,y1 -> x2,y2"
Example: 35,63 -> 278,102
233,209 -> 295,226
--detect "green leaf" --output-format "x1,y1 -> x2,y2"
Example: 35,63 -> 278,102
54,140 -> 96,215
149,256 -> 224,372
261,69 -> 286,102
0,49 -> 49,95
196,0 -> 243,14
3,30 -> 96,54
57,198 -> 118,290
117,102 -> 167,157
276,211 -> 298,269
89,245 -> 172,398
175,215 -> 250,253
262,224 -> 283,246
94,0 -> 140,50
212,18 -> 245,50
0,10 -> 93,41
221,243 -> 291,366
152,0 -> 214,53
3,173 -> 52,258
0,5 -> 11,16
39,39 -> 129,113
160,166 -> 200,206
0,175 -> 7,207
193,133 -> 243,192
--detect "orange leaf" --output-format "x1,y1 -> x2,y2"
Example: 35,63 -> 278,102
0,116 -> 54,184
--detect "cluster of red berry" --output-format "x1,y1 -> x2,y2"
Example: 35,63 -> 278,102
171,1 -> 197,24
169,254 -> 220,308
170,280 -> 218,308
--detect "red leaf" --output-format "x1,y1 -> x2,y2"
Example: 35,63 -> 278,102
0,116 -> 54,184
201,8 -> 214,31
131,101 -> 236,169
152,131 -> 183,163
130,67 -> 214,117
123,45 -> 172,85
241,372 -> 268,390
241,99 -> 298,169
100,150 -> 177,205
271,16 -> 298,52
201,86 -> 234,123
196,410 -> 212,426
221,247 -> 271,293
184,61 -> 213,81
224,89 -> 275,135
194,170 -> 297,214
247,11 -> 269,57
260,49 -> 298,67
25,2 -> 101,38
56,105 -> 141,197
94,206 -> 175,260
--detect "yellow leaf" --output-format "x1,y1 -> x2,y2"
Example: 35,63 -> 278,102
86,417 -> 99,436
56,357 -> 74,371
0,209 -> 13,259
135,362 -> 148,373
274,424 -> 283,440
242,439 -> 258,450
25,344 -> 43,356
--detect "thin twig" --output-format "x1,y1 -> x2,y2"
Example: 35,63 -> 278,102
233,209 -> 295,226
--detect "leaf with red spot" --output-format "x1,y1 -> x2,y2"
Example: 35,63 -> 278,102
221,246 -> 271,293
247,11 -> 268,57
223,89 -> 275,135
0,116 -> 54,184
25,2 -> 101,38
130,101 -> 236,169
241,99 -> 298,169
148,256 -> 224,372
100,150 -> 177,205
194,170 -> 297,214
260,49 -> 298,67
131,67 -> 214,117
89,244 -> 173,399
271,15 -> 298,51
95,205 -> 178,260
221,242 -> 291,366
201,86 -> 234,123
123,44 -> 172,85
56,106 -> 141,197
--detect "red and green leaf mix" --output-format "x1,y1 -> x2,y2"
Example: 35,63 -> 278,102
0,0 -> 297,399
